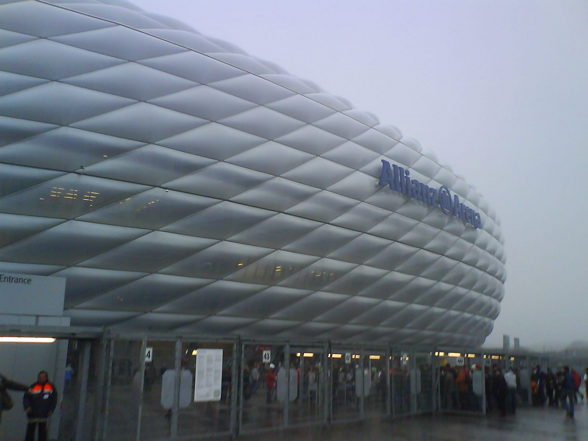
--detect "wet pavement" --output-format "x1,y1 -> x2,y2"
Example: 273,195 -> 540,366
238,402 -> 588,441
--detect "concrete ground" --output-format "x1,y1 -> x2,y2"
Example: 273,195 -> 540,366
238,402 -> 588,441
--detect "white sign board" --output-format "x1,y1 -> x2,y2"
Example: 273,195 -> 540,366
194,349 -> 223,402
355,368 -> 372,398
344,353 -> 351,364
145,347 -> 153,363
161,368 -> 193,409
0,272 -> 65,316
262,350 -> 271,363
277,367 -> 298,402
455,357 -> 465,366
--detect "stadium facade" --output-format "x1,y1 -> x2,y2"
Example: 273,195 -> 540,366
0,0 -> 505,346
0,1 -> 507,438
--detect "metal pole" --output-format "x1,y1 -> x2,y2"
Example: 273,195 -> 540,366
410,351 -> 417,414
171,339 -> 181,438
135,338 -> 147,441
431,350 -> 437,413
74,340 -> 91,441
229,340 -> 240,437
359,349 -> 365,419
322,341 -> 333,425
284,343 -> 290,428
322,342 -> 329,425
480,356 -> 487,415
527,356 -> 532,405
300,351 -> 308,417
390,346 -> 396,418
385,348 -> 391,416
237,341 -> 245,435
98,337 -> 114,441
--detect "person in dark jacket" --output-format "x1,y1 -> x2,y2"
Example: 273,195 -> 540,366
23,371 -> 57,441
493,368 -> 508,416
561,366 -> 575,418
0,373 -> 28,424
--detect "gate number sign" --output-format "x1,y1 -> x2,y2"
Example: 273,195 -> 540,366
145,346 -> 153,363
262,350 -> 271,363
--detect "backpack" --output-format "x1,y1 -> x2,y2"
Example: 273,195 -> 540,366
572,371 -> 581,388
0,387 -> 14,411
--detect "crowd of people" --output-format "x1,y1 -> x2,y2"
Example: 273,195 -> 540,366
528,365 -> 585,418
441,363 -> 586,419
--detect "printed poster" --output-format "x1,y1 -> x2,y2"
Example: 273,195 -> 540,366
194,349 -> 223,402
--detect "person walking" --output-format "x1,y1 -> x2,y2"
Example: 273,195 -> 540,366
0,373 -> 28,425
561,366 -> 575,419
23,371 -> 57,441
546,368 -> 556,406
493,368 -> 508,417
571,369 -> 583,403
264,364 -> 277,404
504,368 -> 517,414
585,368 -> 588,402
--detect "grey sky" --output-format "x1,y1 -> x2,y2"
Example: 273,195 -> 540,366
136,0 -> 588,349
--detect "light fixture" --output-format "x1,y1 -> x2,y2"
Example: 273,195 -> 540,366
0,337 -> 55,344
331,354 -> 342,359
303,353 -> 314,358
369,355 -> 381,360
447,352 -> 461,357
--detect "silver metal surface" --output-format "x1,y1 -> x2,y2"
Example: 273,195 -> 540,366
0,0 -> 506,346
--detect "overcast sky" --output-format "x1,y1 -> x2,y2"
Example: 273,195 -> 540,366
136,0 -> 588,349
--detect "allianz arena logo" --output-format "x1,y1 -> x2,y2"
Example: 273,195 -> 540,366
379,160 -> 482,229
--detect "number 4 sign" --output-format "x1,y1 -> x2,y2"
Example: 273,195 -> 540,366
145,346 -> 153,363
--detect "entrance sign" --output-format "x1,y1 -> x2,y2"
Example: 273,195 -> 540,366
456,357 -> 465,366
262,349 -> 271,363
145,347 -> 153,363
194,349 -> 223,402
0,272 -> 66,316
344,353 -> 351,364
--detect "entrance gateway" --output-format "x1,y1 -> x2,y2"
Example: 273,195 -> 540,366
4,272 -> 544,440
0,273 -> 69,440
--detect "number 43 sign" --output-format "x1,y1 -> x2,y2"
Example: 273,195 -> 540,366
262,350 -> 271,363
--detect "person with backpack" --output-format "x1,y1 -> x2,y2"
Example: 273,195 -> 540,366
0,373 -> 28,424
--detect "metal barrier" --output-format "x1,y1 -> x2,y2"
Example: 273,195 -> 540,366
435,352 -> 486,415
4,328 -> 582,441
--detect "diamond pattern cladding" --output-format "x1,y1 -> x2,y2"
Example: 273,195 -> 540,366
0,0 -> 506,346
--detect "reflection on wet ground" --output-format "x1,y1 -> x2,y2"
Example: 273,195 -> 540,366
239,403 -> 588,441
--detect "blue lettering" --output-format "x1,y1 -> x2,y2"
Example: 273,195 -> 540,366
438,186 -> 452,215
379,161 -> 482,229
378,160 -> 394,189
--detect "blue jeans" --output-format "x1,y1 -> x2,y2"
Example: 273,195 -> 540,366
563,389 -> 574,416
